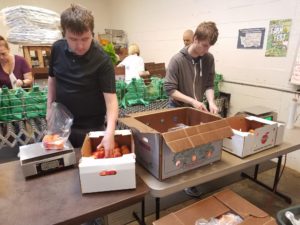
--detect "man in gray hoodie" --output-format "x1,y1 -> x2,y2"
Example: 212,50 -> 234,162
164,22 -> 219,197
164,21 -> 219,114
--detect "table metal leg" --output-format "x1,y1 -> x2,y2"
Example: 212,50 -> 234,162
241,156 -> 292,204
132,199 -> 146,225
156,197 -> 160,220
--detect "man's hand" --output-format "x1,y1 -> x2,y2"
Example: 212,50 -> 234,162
208,101 -> 219,114
97,132 -> 115,158
190,99 -> 208,111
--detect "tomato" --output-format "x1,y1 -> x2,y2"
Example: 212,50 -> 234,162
42,134 -> 64,150
97,146 -> 105,151
121,145 -> 130,154
93,149 -> 105,159
113,151 -> 122,158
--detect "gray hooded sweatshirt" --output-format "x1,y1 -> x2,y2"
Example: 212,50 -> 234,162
164,47 -> 215,107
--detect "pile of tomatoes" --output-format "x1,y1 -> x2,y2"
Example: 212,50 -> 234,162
92,141 -> 131,159
42,134 -> 64,150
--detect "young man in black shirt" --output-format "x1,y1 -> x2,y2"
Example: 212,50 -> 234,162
47,4 -> 118,156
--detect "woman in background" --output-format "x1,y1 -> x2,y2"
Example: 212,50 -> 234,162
0,35 -> 33,89
117,43 -> 146,84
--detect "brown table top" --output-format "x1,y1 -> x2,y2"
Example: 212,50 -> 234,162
0,150 -> 149,225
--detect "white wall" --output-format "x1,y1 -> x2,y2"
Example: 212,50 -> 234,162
108,0 -> 300,172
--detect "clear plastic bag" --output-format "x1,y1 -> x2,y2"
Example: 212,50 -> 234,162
168,123 -> 189,132
195,213 -> 243,225
42,102 -> 73,150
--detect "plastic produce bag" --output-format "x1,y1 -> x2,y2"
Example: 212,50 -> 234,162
144,77 -> 161,102
195,213 -> 243,225
116,79 -> 127,107
42,102 -> 73,150
0,86 -> 12,121
122,78 -> 149,108
10,87 -> 26,120
25,85 -> 47,118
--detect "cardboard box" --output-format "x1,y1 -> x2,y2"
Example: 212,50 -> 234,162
223,116 -> 285,158
119,107 -> 233,180
153,189 -> 277,225
79,130 -> 136,193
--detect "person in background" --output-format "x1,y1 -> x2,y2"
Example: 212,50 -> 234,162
0,35 -> 33,89
117,43 -> 146,84
183,29 -> 194,46
164,21 -> 219,197
47,4 -> 118,159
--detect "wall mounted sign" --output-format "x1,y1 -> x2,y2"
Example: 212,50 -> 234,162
265,19 -> 292,57
237,28 -> 265,49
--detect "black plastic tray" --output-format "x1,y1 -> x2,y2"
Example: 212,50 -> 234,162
277,205 -> 300,225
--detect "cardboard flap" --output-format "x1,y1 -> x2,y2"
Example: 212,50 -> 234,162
81,134 -> 92,157
163,120 -> 233,153
214,189 -> 269,219
153,213 -> 185,225
241,216 -> 277,225
119,117 -> 158,133
174,196 -> 230,225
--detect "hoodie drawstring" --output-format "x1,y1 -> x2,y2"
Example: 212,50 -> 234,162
193,59 -> 202,101
193,60 -> 197,101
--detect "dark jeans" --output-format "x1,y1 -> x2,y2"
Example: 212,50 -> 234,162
69,125 -> 105,148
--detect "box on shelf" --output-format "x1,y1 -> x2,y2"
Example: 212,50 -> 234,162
119,107 -> 233,180
79,130 -> 136,193
153,189 -> 277,225
223,116 -> 285,158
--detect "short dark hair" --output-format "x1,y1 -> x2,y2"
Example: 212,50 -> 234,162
194,21 -> 219,45
60,4 -> 94,36
0,35 -> 10,49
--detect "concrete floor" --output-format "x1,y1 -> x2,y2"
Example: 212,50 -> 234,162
125,164 -> 300,225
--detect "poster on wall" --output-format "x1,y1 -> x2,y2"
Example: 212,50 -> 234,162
237,28 -> 265,49
265,19 -> 292,57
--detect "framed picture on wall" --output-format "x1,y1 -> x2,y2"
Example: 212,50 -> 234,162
237,28 -> 265,49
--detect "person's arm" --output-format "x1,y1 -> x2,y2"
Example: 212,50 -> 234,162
205,88 -> 218,114
46,76 -> 56,121
100,92 -> 118,157
170,90 -> 208,111
14,56 -> 33,87
16,71 -> 33,87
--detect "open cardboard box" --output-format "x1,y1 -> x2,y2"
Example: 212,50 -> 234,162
119,107 -> 233,180
223,116 -> 285,158
79,129 -> 136,193
153,189 -> 276,225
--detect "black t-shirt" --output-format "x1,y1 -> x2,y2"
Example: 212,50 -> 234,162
49,39 -> 116,128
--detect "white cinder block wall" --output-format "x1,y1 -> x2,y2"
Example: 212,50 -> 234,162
108,0 -> 300,172
1,0 -> 299,171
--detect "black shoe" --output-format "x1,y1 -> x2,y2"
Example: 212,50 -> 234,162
81,217 -> 104,225
184,186 -> 202,198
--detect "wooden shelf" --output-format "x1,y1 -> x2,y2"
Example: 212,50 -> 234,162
22,46 -> 51,80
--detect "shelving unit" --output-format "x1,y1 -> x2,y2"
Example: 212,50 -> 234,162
22,46 -> 52,80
